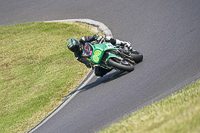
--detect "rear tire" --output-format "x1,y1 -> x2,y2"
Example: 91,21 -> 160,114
107,58 -> 134,72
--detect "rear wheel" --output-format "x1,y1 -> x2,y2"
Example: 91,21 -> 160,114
107,58 -> 134,72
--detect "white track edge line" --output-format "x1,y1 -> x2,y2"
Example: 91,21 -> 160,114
45,19 -> 113,38
29,72 -> 95,133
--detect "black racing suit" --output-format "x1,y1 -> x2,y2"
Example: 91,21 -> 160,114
75,36 -> 117,77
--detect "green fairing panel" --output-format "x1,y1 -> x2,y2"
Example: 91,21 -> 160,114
88,42 -> 120,64
106,53 -> 122,64
88,43 -> 104,63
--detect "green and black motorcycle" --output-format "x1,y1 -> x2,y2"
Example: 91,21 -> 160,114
82,36 -> 143,72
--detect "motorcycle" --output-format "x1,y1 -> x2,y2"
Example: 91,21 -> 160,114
82,36 -> 143,72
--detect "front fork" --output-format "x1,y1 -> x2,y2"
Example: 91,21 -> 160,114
117,48 -> 136,65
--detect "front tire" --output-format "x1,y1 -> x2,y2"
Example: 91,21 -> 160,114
130,51 -> 143,63
107,58 -> 134,72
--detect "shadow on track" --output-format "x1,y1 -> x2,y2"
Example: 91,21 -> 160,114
80,70 -> 129,92
63,70 -> 129,101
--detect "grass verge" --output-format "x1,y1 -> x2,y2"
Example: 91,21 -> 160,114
100,79 -> 200,133
0,22 -> 98,133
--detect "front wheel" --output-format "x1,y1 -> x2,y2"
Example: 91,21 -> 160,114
107,58 -> 134,72
130,51 -> 143,63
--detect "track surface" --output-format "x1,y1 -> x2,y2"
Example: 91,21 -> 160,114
1,0 -> 200,132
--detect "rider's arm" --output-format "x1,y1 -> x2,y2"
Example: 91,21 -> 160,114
79,34 -> 99,44
79,36 -> 95,44
75,53 -> 91,68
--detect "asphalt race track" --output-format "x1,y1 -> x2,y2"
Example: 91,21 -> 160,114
1,0 -> 200,133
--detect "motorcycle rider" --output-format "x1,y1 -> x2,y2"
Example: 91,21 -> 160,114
67,34 -> 133,77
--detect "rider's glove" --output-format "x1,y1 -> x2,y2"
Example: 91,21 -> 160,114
92,34 -> 100,40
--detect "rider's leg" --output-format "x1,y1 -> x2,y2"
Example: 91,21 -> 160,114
94,66 -> 112,77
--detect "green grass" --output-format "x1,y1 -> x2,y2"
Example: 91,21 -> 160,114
100,79 -> 200,133
0,22 -> 98,133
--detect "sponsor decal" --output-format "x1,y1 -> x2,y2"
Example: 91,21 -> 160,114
94,50 -> 101,56
93,50 -> 101,62
89,51 -> 93,55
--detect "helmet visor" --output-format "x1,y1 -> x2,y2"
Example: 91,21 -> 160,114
67,38 -> 79,52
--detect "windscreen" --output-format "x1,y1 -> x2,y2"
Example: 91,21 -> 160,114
82,42 -> 93,58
